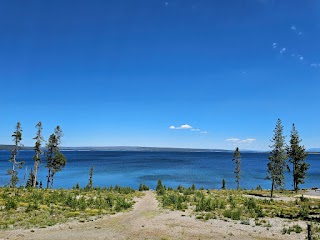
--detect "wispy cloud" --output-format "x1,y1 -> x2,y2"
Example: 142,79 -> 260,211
280,47 -> 286,54
272,26 -> 320,70
291,25 -> 303,35
191,128 -> 200,132
169,124 -> 207,134
311,63 -> 320,68
225,138 -> 256,145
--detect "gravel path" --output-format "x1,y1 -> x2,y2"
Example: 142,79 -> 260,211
0,191 -> 306,240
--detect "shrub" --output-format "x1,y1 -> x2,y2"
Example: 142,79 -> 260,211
5,197 -> 17,210
223,208 -> 242,220
282,224 -> 303,234
156,180 -> 166,195
138,183 -> 149,191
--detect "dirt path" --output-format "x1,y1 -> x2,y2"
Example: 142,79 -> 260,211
0,191 -> 305,240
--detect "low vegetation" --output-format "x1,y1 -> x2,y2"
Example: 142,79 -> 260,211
0,186 -> 141,229
156,182 -> 320,237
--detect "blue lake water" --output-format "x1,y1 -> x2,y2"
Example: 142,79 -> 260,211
0,150 -> 319,190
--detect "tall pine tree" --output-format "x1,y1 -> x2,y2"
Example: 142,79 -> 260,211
33,121 -> 44,187
8,122 -> 24,188
46,133 -> 57,188
233,147 -> 241,190
86,166 -> 94,189
266,118 -> 288,197
287,124 -> 309,192
45,126 -> 67,188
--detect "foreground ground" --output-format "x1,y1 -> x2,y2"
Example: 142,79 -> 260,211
0,191 -> 309,240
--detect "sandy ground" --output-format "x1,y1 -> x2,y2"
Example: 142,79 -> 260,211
0,191 -> 307,240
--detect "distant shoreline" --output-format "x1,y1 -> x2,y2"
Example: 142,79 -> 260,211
0,145 -> 269,153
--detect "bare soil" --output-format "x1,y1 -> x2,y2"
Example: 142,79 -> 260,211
0,191 -> 306,240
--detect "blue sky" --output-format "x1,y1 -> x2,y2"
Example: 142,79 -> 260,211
0,0 -> 319,150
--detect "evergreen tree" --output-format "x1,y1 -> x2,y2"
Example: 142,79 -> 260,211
54,126 -> 63,147
46,133 -> 58,188
233,147 -> 241,190
26,169 -> 35,188
50,152 -> 67,188
8,122 -> 24,188
45,126 -> 67,188
287,124 -> 309,192
86,165 -> 94,189
266,118 -> 288,197
156,179 -> 165,195
222,178 -> 226,190
33,121 -> 44,187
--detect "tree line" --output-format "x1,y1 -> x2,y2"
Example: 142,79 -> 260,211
6,122 -> 67,189
231,118 -> 309,197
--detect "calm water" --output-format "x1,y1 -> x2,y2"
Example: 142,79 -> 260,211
0,150 -> 319,190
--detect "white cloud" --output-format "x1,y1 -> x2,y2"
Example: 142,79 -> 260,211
226,138 -> 256,145
169,124 -> 208,134
169,124 -> 193,130
241,138 -> 256,143
178,124 -> 192,129
272,42 -> 277,49
291,25 -> 296,31
226,138 -> 240,142
299,56 -> 304,61
280,48 -> 286,54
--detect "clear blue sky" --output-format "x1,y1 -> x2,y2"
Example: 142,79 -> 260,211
0,0 -> 319,150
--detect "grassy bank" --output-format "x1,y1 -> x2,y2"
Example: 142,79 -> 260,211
0,186 -> 142,229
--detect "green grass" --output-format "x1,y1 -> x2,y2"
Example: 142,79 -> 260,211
0,186 -> 142,229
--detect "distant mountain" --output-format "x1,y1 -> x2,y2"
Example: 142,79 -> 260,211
0,145 -> 269,153
0,145 -> 33,150
307,148 -> 320,153
0,145 -> 234,152
60,146 -> 233,152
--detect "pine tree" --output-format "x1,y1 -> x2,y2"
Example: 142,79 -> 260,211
54,126 -> 63,147
86,166 -> 94,189
287,124 -> 309,193
222,178 -> 226,190
156,179 -> 165,195
233,147 -> 241,190
33,121 -> 44,187
266,118 -> 288,197
8,122 -> 24,188
50,152 -> 66,188
26,169 -> 35,188
46,133 -> 57,188
46,126 -> 67,188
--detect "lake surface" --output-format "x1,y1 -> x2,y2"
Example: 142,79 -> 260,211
0,150 -> 319,190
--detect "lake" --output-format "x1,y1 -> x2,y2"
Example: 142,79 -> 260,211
0,150 -> 318,190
